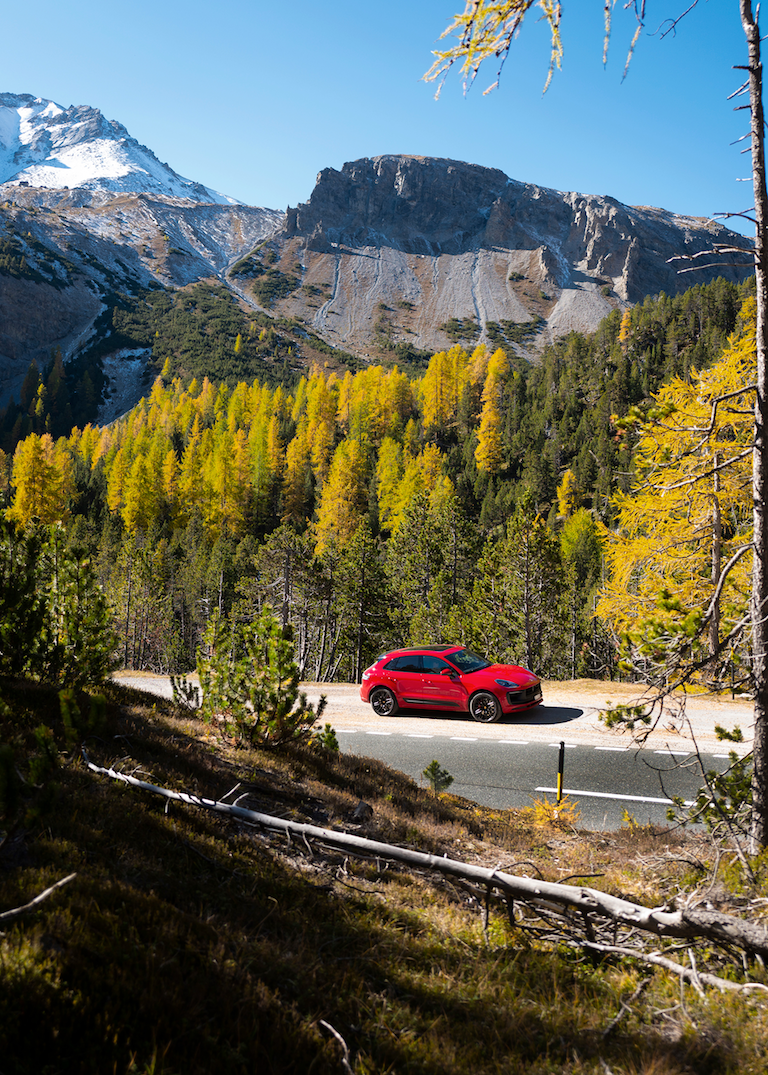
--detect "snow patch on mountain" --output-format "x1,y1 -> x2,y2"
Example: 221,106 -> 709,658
0,93 -> 237,204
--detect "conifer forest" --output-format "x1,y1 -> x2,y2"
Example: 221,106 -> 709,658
0,274 -> 755,689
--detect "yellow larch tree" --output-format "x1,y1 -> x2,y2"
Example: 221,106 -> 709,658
313,439 -> 369,556
106,443 -> 130,515
335,370 -> 353,435
384,443 -> 447,534
8,433 -> 74,525
194,377 -> 217,427
162,448 -> 180,526
248,383 -> 274,520
475,347 -> 509,473
72,423 -> 101,470
176,427 -> 204,528
201,426 -> 252,541
290,375 -> 308,423
556,468 -> 582,520
381,366 -> 414,437
376,436 -> 404,532
344,366 -> 391,450
122,455 -> 157,534
266,412 -> 284,480
306,367 -> 338,485
419,344 -> 469,433
281,417 -> 313,526
598,303 -> 756,686
226,380 -> 251,432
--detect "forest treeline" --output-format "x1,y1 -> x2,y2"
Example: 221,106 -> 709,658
0,275 -> 755,683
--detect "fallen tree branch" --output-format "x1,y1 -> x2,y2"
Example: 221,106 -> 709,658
319,1020 -> 354,1075
0,873 -> 77,924
84,753 -> 768,968
578,941 -> 768,993
602,976 -> 651,1037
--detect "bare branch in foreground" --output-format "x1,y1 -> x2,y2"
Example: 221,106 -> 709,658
319,1020 -> 354,1075
578,941 -> 768,993
84,752 -> 768,987
0,873 -> 77,924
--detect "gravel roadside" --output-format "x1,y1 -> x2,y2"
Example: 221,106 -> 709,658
111,672 -> 754,754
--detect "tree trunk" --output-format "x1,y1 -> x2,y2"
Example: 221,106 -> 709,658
710,453 -> 722,665
742,0 -> 768,850
124,550 -> 133,669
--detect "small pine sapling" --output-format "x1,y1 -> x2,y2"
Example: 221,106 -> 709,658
198,606 -> 327,747
422,759 -> 454,797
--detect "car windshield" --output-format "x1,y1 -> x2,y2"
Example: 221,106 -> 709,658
447,648 -> 491,673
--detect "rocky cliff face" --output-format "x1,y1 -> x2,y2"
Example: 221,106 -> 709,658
262,155 -> 753,355
0,190 -> 281,406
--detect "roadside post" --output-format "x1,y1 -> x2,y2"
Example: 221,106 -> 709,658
557,740 -> 565,805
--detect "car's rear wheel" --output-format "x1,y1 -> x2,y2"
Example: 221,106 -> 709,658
370,686 -> 398,717
469,690 -> 501,723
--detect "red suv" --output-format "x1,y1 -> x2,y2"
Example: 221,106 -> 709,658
360,645 -> 542,723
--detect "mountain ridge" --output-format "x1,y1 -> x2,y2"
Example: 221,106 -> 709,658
0,95 -> 756,418
264,154 -> 753,356
0,92 -> 237,205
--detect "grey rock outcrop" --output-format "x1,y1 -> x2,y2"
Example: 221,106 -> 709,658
265,155 -> 753,355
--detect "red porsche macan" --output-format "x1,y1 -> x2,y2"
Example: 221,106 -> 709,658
360,645 -> 543,723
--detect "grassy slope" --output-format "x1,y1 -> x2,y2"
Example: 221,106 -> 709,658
1,679 -> 768,1075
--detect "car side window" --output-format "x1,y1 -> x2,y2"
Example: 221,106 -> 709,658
384,655 -> 423,672
421,655 -> 451,674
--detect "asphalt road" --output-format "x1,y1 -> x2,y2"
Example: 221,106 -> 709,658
114,673 -> 754,830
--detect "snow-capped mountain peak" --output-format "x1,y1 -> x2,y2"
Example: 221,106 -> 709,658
0,92 -> 238,204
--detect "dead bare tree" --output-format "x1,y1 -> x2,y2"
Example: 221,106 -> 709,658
738,0 -> 768,852
85,753 -> 768,993
427,0 -> 768,850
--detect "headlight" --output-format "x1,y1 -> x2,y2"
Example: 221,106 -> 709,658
495,678 -> 520,688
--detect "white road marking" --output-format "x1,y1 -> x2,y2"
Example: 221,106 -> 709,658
499,740 -> 530,745
366,731 -> 393,736
536,786 -> 694,806
406,734 -> 434,738
451,736 -> 478,741
653,749 -> 690,756
595,746 -> 627,752
549,742 -> 578,748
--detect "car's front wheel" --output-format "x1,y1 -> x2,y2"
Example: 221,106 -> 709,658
469,690 -> 501,723
370,686 -> 398,717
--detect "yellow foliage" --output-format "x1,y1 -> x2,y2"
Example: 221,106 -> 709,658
313,439 -> 369,556
419,344 -> 469,432
556,468 -> 582,518
425,1 -> 564,97
382,443 -> 447,534
475,348 -> 508,473
522,794 -> 581,829
597,304 -> 756,678
376,436 -> 404,531
8,433 -> 73,525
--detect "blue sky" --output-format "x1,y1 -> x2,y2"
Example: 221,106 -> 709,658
2,1 -> 755,233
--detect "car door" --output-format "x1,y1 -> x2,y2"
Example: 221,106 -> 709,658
383,655 -> 427,706
419,655 -> 466,709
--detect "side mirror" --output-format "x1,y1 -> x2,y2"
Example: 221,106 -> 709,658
439,667 -> 455,677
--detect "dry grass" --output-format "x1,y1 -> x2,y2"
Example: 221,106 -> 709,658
1,678 -> 768,1074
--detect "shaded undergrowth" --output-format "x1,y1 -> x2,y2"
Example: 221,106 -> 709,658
1,678 -> 768,1074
